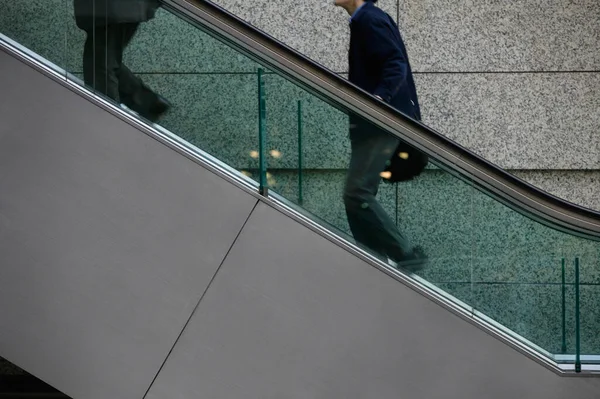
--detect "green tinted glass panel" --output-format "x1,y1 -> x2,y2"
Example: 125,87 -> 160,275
0,0 -> 66,70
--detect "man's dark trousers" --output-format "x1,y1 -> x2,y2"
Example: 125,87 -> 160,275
344,128 -> 412,262
82,23 -> 159,116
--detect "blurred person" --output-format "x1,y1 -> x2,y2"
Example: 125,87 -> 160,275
74,0 -> 170,122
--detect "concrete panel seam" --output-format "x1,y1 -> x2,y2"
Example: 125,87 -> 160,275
141,198 -> 260,399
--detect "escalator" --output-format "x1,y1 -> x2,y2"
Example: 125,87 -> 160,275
1,0 -> 599,398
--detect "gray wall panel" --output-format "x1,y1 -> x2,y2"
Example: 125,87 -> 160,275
0,50 -> 258,399
146,202 -> 600,399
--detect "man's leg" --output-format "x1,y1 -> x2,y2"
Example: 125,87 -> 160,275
344,132 -> 413,261
117,23 -> 169,122
82,24 -> 123,101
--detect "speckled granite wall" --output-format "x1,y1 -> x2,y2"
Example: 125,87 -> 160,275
513,170 -> 600,211
1,0 -> 599,360
416,73 -> 600,170
397,0 -> 600,72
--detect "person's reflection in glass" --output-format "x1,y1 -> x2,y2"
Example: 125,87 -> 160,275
74,0 -> 170,122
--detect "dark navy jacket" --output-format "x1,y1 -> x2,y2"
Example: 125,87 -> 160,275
349,2 -> 421,122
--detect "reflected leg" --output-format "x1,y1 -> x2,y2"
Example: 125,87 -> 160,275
117,23 -> 169,122
82,25 -> 122,101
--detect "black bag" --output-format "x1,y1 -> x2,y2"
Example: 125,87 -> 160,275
350,115 -> 428,183
383,141 -> 428,183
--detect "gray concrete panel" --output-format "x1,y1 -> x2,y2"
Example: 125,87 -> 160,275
0,49 -> 258,399
146,202 -> 600,399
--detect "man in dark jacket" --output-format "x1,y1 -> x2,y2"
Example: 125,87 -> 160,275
74,0 -> 169,122
335,0 -> 426,271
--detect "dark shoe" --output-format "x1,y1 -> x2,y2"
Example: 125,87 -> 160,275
143,96 -> 171,123
394,246 -> 428,273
